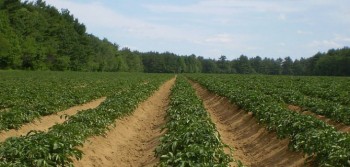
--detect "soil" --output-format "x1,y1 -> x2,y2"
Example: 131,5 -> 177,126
0,108 -> 10,112
72,78 -> 175,167
190,81 -> 308,167
287,105 -> 350,133
0,97 -> 106,142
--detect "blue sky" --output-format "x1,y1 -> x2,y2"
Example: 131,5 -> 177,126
44,0 -> 350,60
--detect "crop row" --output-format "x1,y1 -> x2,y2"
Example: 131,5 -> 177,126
290,76 -> 350,106
155,76 -> 235,166
0,71 -> 157,131
259,76 -> 350,106
263,83 -> 350,125
257,76 -> 350,125
188,74 -> 350,167
0,74 -> 171,166
203,75 -> 350,125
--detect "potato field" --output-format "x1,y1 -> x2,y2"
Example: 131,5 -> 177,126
0,71 -> 349,167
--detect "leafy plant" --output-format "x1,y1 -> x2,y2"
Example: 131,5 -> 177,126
0,72 -> 172,166
188,74 -> 350,167
155,76 -> 233,166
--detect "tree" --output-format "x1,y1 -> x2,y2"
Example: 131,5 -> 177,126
282,56 -> 293,75
305,52 -> 323,75
292,59 -> 305,75
2,0 -> 21,12
163,52 -> 178,73
21,37 -> 37,69
184,54 -> 201,73
236,55 -> 254,74
217,55 -> 231,73
0,35 -> 10,68
176,56 -> 186,73
315,53 -> 350,76
201,59 -> 219,73
1,0 -> 349,76
0,0 -> 4,8
250,56 -> 262,73
119,48 -> 143,72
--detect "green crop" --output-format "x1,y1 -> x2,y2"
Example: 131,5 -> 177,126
0,71 -> 161,131
155,76 -> 235,166
0,72 -> 172,166
188,74 -> 350,167
222,75 -> 350,125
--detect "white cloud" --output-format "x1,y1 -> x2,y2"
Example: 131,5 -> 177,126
42,0 -> 350,59
205,34 -> 233,43
308,34 -> 350,51
43,0 -> 259,57
144,0 -> 301,16
334,34 -> 350,42
44,0 -> 202,42
279,42 -> 286,46
297,30 -> 313,35
309,40 -> 341,48
278,14 -> 287,21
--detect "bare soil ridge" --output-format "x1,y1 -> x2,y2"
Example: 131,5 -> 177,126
190,81 -> 308,167
0,108 -> 10,112
73,78 -> 175,167
288,105 -> 350,133
0,97 -> 106,142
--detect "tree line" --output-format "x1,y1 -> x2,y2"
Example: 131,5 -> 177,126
199,48 -> 350,76
0,0 -> 349,76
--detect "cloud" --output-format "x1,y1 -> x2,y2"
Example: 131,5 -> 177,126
297,30 -> 313,35
278,14 -> 287,21
45,1 -> 182,39
42,0 -> 350,60
44,0 -> 256,57
279,42 -> 286,47
309,40 -> 341,48
334,34 -> 350,42
205,34 -> 233,43
144,0 -> 301,16
308,34 -> 350,51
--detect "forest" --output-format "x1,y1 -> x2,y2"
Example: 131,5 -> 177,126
0,0 -> 349,76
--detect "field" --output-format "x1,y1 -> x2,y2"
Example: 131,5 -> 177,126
0,71 -> 349,167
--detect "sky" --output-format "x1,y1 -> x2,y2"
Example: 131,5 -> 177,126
43,0 -> 350,60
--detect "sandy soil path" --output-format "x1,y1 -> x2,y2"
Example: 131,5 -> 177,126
190,81 -> 308,167
288,105 -> 350,133
73,78 -> 175,167
0,97 -> 106,142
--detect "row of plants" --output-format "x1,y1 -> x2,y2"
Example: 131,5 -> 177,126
0,74 -> 171,166
155,76 -> 236,166
0,71 -> 156,131
188,74 -> 350,167
207,75 -> 350,125
292,77 -> 350,106
256,75 -> 350,125
264,84 -> 350,125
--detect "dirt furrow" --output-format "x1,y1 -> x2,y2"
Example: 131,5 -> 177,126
0,108 -> 10,112
287,105 -> 350,133
0,97 -> 106,142
73,78 -> 175,167
190,81 -> 308,167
